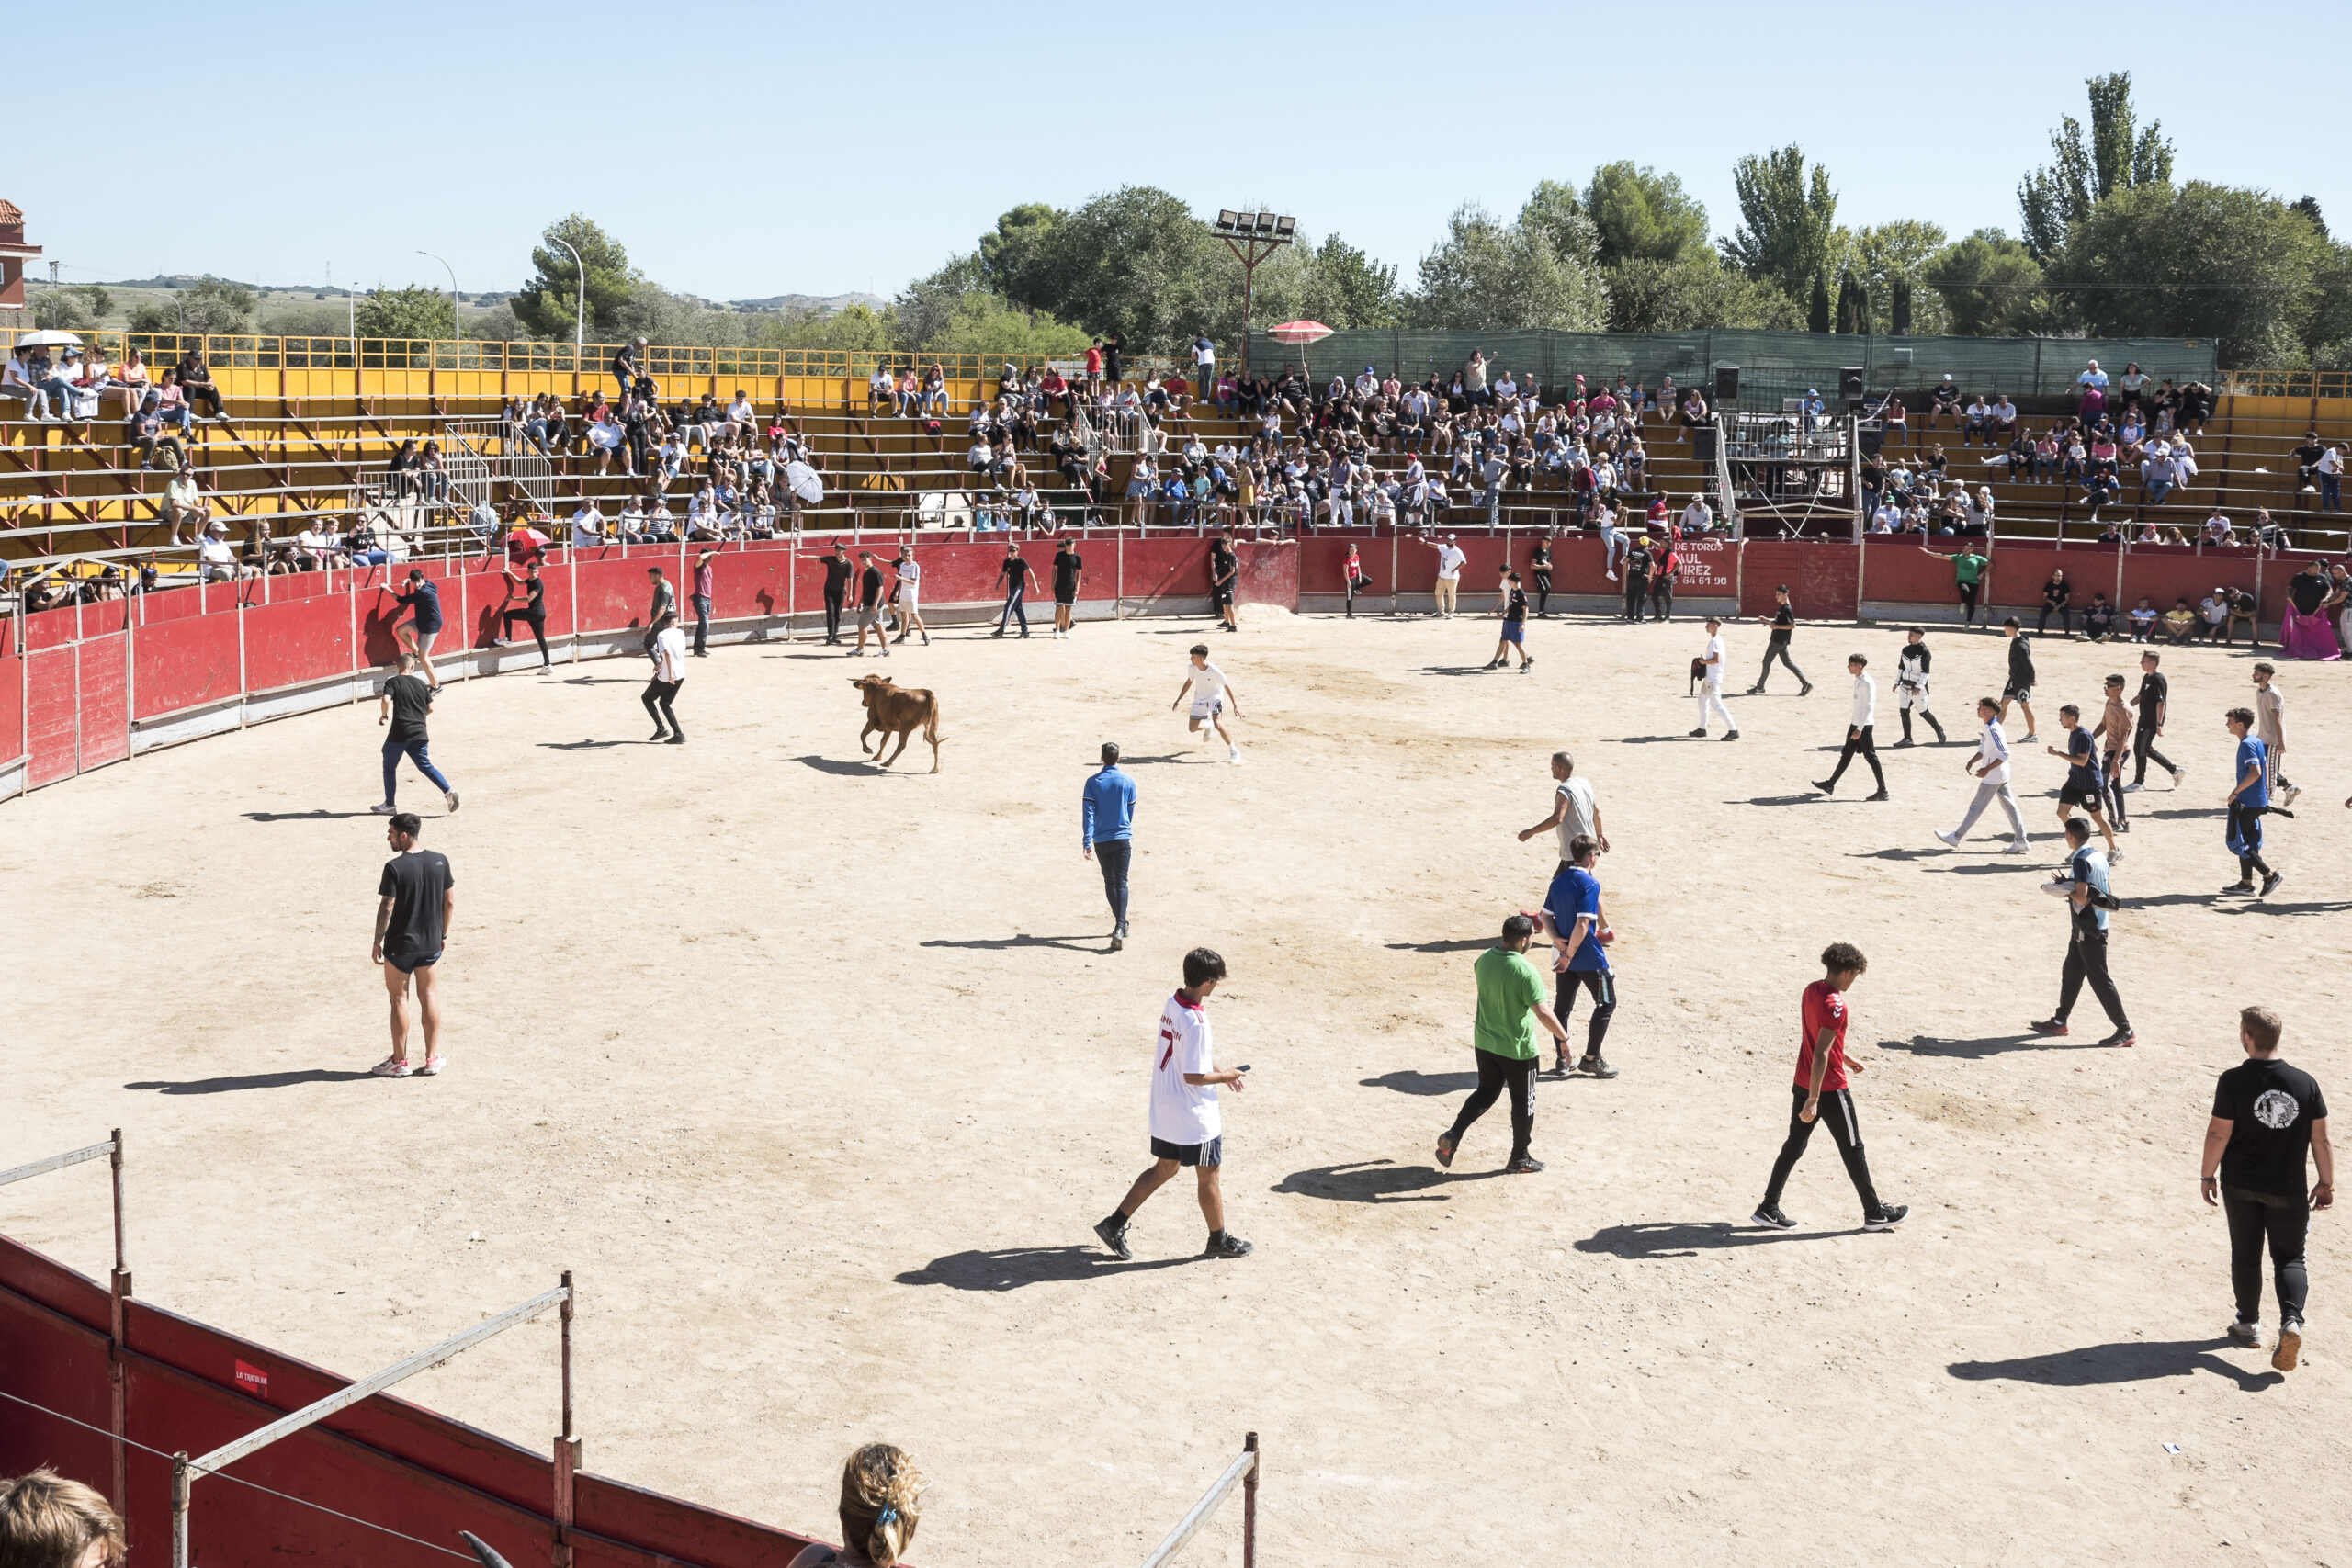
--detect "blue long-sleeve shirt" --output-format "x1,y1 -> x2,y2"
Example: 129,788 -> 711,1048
1082,766 -> 1136,846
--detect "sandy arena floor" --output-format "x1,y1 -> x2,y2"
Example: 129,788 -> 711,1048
4,604 -> 2348,1565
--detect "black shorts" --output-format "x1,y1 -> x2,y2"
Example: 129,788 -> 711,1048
1149,1135 -> 1222,1168
1055,592 -> 1077,606
385,950 -> 440,974
2004,682 -> 2031,702
1210,590 -> 1233,609
2058,781 -> 2101,807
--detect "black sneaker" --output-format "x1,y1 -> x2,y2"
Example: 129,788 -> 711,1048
1750,1204 -> 1796,1230
1578,1055 -> 1619,1079
1689,727 -> 1708,738
2259,872 -> 2284,898
2099,1026 -> 2137,1048
1863,1204 -> 1909,1231
1722,729 -> 1739,741
1506,1155 -> 1546,1174
1812,779 -> 1835,795
1434,1133 -> 1456,1168
1866,789 -> 1890,801
1204,1233 -> 1253,1259
1092,1217 -> 1131,1260
2030,1018 -> 2069,1036
2218,881 -> 2256,896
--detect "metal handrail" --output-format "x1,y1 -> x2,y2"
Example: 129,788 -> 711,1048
1139,1434 -> 1258,1568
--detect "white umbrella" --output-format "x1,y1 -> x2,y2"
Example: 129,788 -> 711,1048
14,330 -> 85,348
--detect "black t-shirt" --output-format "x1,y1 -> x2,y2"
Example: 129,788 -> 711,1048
2212,1058 -> 2328,1199
378,850 -> 454,962
820,556 -> 854,595
1000,557 -> 1033,590
2007,634 -> 2035,685
383,674 -> 434,743
859,566 -> 884,608
1770,604 -> 1794,643
1504,587 -> 1527,624
2292,443 -> 2324,468
514,577 -> 546,619
2134,671 -> 2168,724
1898,643 -> 1930,683
1054,552 -> 1083,598
2289,570 -> 2329,615
1209,547 -> 1236,590
1623,547 -> 1652,583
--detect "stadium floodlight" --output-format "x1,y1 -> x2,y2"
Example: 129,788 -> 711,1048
1212,209 -> 1298,377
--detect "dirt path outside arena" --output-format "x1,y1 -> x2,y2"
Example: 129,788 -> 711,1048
3,606 -> 2346,1564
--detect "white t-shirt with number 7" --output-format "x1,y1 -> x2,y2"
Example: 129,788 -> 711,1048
1150,994 -> 1221,1145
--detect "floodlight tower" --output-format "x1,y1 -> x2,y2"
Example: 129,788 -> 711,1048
1212,209 -> 1295,378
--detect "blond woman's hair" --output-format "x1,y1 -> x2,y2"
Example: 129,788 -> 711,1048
838,1443 -> 924,1567
0,1469 -> 125,1568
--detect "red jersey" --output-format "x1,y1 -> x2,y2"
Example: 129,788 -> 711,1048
1796,979 -> 1849,1091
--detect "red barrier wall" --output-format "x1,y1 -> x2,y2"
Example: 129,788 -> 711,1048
244,596 -> 354,694
132,613 -> 243,720
1743,540 -> 1858,619
77,636 -> 130,772
0,650 -> 21,768
25,646 -> 77,788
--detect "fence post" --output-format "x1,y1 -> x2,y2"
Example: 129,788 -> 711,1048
108,1129 -> 130,1520
1242,1432 -> 1259,1568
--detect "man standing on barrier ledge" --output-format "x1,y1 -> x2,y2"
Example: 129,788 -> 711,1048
371,811 -> 455,1079
391,568 -> 445,691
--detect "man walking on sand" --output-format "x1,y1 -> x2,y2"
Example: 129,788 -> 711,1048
1690,615 -> 1738,739
1172,643 -> 1242,763
1093,947 -> 1253,1261
1435,915 -> 1572,1175
992,543 -> 1035,638
1537,834 -> 1619,1079
2252,662 -> 2299,805
2030,817 -> 2135,1047
890,545 -> 930,646
643,619 -> 687,743
1082,741 -> 1136,951
852,550 -> 892,658
1051,537 -> 1085,639
1892,627 -> 1944,745
1999,617 -> 2039,740
2047,705 -> 2122,861
2125,649 -> 2184,792
370,812 -> 454,1078
1751,942 -> 1908,1232
1936,696 -> 2031,852
1813,653 -> 1889,800
1748,584 -> 1812,694
371,653 -> 458,815
1519,751 -> 1608,859
2222,706 -> 2282,897
2202,1005 -> 2333,1372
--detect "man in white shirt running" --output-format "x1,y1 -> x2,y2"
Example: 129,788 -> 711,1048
1936,697 -> 2031,852
1814,653 -> 1889,799
1419,531 -> 1466,615
1093,947 -> 1252,1260
642,622 -> 687,743
1690,616 -> 1738,740
1171,643 -> 1242,762
1519,750 -> 1609,860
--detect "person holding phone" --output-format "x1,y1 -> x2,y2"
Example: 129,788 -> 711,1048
1093,948 -> 1252,1261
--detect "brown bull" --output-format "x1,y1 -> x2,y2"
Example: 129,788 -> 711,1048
851,674 -> 946,773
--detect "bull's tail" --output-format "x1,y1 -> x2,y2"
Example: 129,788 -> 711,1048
926,710 -> 947,746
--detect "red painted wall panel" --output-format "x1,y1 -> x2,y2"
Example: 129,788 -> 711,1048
1121,539 -> 1214,606
1743,541 -> 1857,619
138,584 -> 210,626
571,555 -> 653,636
0,651 -> 20,769
243,597 -> 355,694
133,611 -> 242,719
707,541 -> 794,621
2119,548 -> 2260,624
76,636 -> 130,771
25,645 -> 78,788
22,602 -> 79,652
1233,540 -> 1299,605
1861,541 -> 1977,610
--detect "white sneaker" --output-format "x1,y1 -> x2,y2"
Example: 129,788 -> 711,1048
2171,767 -> 2187,786
2004,840 -> 2031,853
2121,782 -> 2144,794
368,1056 -> 413,1078
369,802 -> 396,815
1604,570 -> 1618,581
1935,829 -> 1960,847
1227,748 -> 1243,764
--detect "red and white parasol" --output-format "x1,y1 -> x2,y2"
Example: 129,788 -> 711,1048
1267,320 -> 1334,345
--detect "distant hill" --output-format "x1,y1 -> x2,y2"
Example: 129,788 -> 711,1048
725,292 -> 886,316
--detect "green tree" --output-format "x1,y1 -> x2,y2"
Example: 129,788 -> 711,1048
1514,180 -> 1589,265
1890,278 -> 1913,336
2018,73 -> 2174,259
356,285 -> 458,341
1584,162 -> 1709,265
1840,220 -> 1951,335
1601,254 -> 1801,332
1725,146 -> 1838,302
1298,233 -> 1402,329
1408,202 -> 1608,331
1028,186 -> 1234,352
181,276 -> 256,333
31,286 -> 96,331
2290,196 -> 2327,239
757,301 -> 895,355
514,214 -> 636,340
1924,230 -> 2049,336
2046,182 -> 2325,363
1807,271 -> 1831,333
977,203 -> 1064,314
1835,269 -> 1867,333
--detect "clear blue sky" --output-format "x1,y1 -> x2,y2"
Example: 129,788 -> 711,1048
13,2 -> 2341,302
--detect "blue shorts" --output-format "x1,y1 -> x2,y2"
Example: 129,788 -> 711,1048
1501,620 -> 1525,644
1150,1136 -> 1222,1168
385,951 -> 440,975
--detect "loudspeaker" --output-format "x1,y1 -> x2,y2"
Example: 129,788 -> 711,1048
1693,426 -> 1718,463
1713,366 -> 1740,401
1838,366 -> 1865,400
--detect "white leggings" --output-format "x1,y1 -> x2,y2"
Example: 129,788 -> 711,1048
1699,683 -> 1736,731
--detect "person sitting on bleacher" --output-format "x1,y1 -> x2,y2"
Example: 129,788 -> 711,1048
3,347 -> 53,421
1962,395 -> 1991,446
176,349 -> 227,423
130,394 -> 186,473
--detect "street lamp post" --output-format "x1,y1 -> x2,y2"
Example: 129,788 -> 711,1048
549,234 -> 585,389
1211,210 -> 1296,379
416,249 -> 459,344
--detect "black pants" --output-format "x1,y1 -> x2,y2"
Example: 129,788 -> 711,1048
2229,803 -> 2273,881
998,586 -> 1029,633
1623,581 -> 1647,621
2037,604 -> 2072,636
1531,570 -> 1551,615
2104,766 -> 2129,827
1756,640 -> 1806,690
1826,725 -> 1886,791
1648,581 -> 1673,620
692,592 -> 711,655
1896,694 -> 1945,742
1555,968 -> 1616,1056
2057,922 -> 2128,1030
2132,724 -> 2176,785
1959,580 -> 1980,625
2222,1185 -> 2310,1325
1444,1048 -> 1535,1161
1762,1086 -> 1884,1219
1094,839 -> 1131,925
821,589 -> 844,641
642,677 -> 683,737
184,382 -> 226,419
502,609 -> 548,664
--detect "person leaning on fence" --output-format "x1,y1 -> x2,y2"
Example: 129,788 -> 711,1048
0,1467 -> 125,1568
786,1444 -> 926,1568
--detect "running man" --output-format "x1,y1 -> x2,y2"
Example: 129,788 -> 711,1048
1051,537 -> 1085,639
1537,834 -> 1618,1079
1435,914 -> 1571,1175
891,545 -> 930,645
1092,947 -> 1252,1261
1813,653 -> 1889,800
2125,649 -> 2184,791
1171,643 -> 1242,763
1748,584 -> 1812,694
1892,627 -> 1944,744
2201,1005 -> 2332,1372
1487,569 -> 1532,671
852,549 -> 892,658
991,544 -> 1035,638
1936,696 -> 2031,852
2047,705 -> 2121,860
1923,541 -> 1989,627
1519,750 -> 1608,857
644,618 -> 686,743
1082,740 -> 1136,951
2222,706 -> 2281,897
371,653 -> 457,815
1751,942 -> 1908,1232
2030,816 -> 2134,1047
390,569 -> 444,690
370,811 -> 454,1078
2252,663 -> 2298,804
1998,617 -> 2039,739
1690,615 -> 1738,739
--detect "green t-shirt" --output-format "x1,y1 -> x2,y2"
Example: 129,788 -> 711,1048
1952,551 -> 1988,586
1472,946 -> 1546,1060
